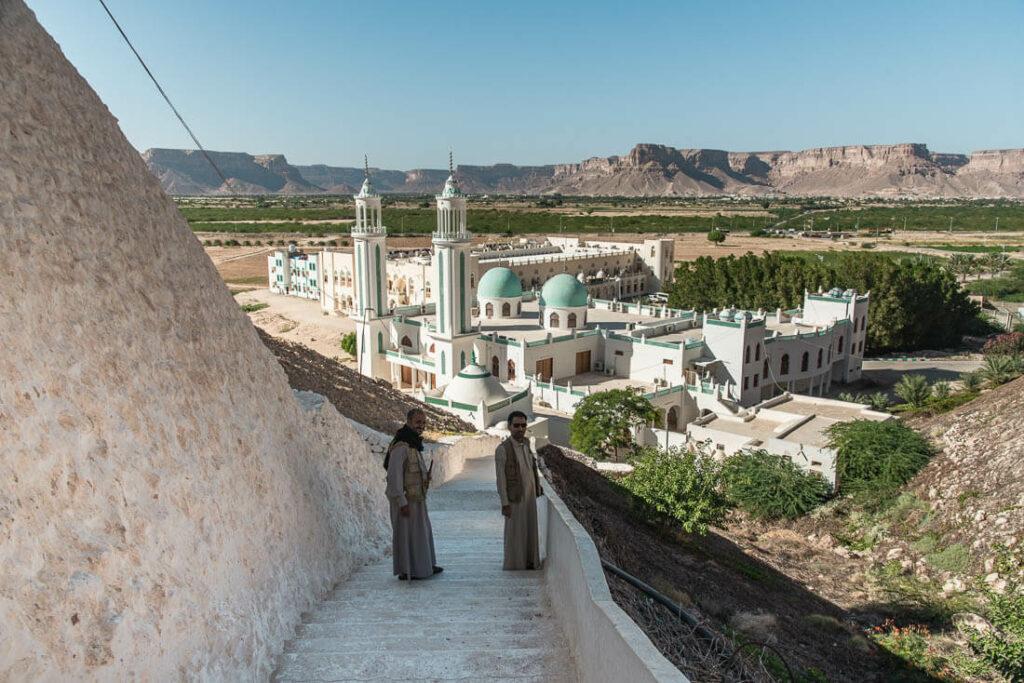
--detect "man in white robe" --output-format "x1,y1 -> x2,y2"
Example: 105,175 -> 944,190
385,408 -> 442,580
495,411 -> 543,570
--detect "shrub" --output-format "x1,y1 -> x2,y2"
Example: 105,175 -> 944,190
621,447 -> 728,534
706,228 -> 726,244
340,332 -> 357,356
894,374 -> 932,408
721,450 -> 830,520
867,392 -> 890,411
965,546 -> 1024,680
931,381 -> 951,400
240,302 -> 268,313
861,242 -> 876,249
981,354 -> 1023,387
569,389 -> 659,461
960,371 -> 983,392
827,420 -> 935,496
749,228 -> 767,237
983,332 -> 1024,356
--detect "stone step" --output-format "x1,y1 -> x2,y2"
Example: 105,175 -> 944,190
292,618 -> 564,643
303,605 -> 550,625
273,647 -> 573,682
285,628 -> 566,654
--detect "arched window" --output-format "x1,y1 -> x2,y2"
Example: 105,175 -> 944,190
780,354 -> 790,376
755,344 -> 761,361
549,311 -> 560,327
853,318 -> 858,332
763,359 -> 769,379
401,335 -> 412,348
744,345 -> 751,364
502,302 -> 511,317
491,356 -> 500,377
817,348 -> 823,368
753,374 -> 759,387
838,336 -> 844,354
862,315 -> 867,331
377,332 -> 383,353
485,302 -> 494,318
801,351 -> 809,372
517,302 -> 522,315
507,359 -> 516,381
567,312 -> 578,328
440,351 -> 446,375
470,274 -> 475,288
667,407 -> 679,431
460,350 -> 466,369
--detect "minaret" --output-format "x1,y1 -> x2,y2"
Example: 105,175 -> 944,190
432,151 -> 473,340
351,157 -> 390,380
351,156 -> 387,319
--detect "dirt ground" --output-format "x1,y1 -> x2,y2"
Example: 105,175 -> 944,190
235,289 -> 356,363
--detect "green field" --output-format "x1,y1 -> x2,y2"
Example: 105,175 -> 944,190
775,203 -> 1024,232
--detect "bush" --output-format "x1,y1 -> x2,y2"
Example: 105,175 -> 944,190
340,332 -> 357,356
931,381 -> 951,400
982,332 -> 1024,356
981,354 -> 1023,387
240,302 -> 268,313
706,228 -> 726,244
621,447 -> 728,534
965,547 -> 1024,680
827,420 -> 935,496
960,371 -> 983,392
894,374 -> 932,408
749,228 -> 767,237
721,450 -> 830,520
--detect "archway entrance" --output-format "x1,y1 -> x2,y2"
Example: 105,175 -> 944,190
491,355 -> 500,378
507,359 -> 516,381
667,406 -> 679,432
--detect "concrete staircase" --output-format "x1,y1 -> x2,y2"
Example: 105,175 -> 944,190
273,456 -> 578,682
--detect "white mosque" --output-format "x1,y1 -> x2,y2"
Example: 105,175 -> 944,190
349,159 -> 886,483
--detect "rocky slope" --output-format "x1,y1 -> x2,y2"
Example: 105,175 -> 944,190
144,143 -> 1024,198
1,2 -> 388,678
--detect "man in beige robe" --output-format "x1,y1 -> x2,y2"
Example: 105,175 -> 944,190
495,411 -> 543,570
385,408 -> 442,580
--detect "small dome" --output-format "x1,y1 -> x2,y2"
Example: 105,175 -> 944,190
596,269 -> 606,279
440,174 -> 463,198
478,267 -> 523,299
576,272 -> 586,283
733,311 -> 751,322
443,363 -> 508,406
828,287 -> 843,298
718,307 -> 735,321
540,273 -> 589,308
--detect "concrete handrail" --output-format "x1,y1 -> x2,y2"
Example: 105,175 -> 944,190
541,476 -> 688,682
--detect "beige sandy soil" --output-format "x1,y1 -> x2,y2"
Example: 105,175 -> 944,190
235,289 -> 357,364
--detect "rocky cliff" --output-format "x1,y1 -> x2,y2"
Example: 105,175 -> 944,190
0,2 -> 388,678
145,143 -> 1024,198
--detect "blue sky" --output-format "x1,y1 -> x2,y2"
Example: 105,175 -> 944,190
29,0 -> 1024,168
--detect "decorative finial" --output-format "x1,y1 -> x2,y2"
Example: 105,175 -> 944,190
364,154 -> 369,179
449,149 -> 454,175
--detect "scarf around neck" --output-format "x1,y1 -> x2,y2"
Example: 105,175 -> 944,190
383,424 -> 424,470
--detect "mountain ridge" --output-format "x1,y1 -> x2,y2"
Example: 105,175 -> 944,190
142,143 -> 1024,198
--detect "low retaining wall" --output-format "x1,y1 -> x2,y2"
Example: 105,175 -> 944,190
542,477 -> 687,682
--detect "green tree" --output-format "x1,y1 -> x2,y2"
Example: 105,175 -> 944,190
960,370 -> 983,392
720,450 -> 830,520
827,420 -> 935,496
340,332 -> 357,357
569,389 -> 659,461
931,381 -> 951,400
894,374 -> 932,408
707,228 -> 726,245
620,447 -> 728,534
984,252 -> 1012,277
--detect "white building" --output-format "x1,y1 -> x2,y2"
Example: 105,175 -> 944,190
268,246 -> 320,300
340,160 -> 875,483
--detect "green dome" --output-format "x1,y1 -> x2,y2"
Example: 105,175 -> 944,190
477,267 -> 523,299
540,273 -> 589,308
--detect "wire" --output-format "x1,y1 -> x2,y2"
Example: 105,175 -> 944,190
97,0 -> 233,191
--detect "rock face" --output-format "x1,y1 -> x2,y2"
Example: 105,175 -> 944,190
0,2 -> 388,679
145,142 -> 1024,198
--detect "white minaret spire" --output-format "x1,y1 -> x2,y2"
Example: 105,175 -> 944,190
351,155 -> 387,319
431,150 -> 472,347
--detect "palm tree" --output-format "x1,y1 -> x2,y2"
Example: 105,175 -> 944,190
894,374 -> 932,408
946,253 -> 972,283
981,355 -> 1023,387
984,252 -> 1012,276
867,392 -> 890,411
932,381 -> 951,400
960,370 -> 983,392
